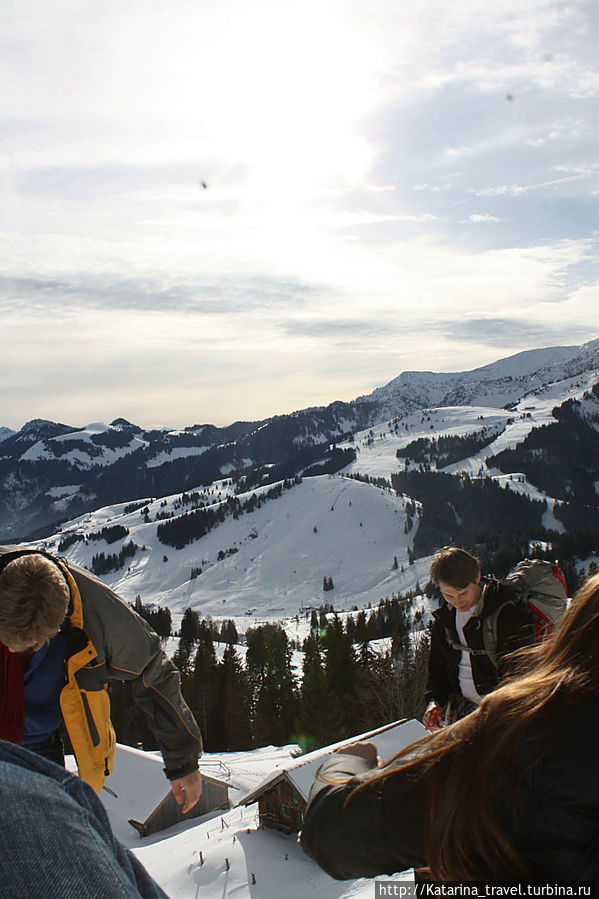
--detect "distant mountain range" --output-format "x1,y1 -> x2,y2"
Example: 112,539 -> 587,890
2,338 -> 599,557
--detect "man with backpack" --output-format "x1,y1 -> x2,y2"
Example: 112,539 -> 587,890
423,546 -> 567,730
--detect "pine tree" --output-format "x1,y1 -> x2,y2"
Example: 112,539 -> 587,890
353,640 -> 389,732
355,610 -> 368,643
180,607 -> 200,650
220,619 -> 238,644
296,634 -> 341,749
188,627 -> 218,749
323,615 -> 356,737
213,644 -> 252,751
246,624 -> 298,746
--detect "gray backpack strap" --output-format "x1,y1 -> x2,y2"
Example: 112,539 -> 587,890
444,630 -> 490,657
481,606 -> 501,670
445,584 -> 510,670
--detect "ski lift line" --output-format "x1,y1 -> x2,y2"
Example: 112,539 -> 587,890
329,485 -> 347,511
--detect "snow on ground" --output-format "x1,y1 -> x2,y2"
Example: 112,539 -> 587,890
37,474 -> 422,625
132,803 -> 414,899
146,446 -> 209,468
20,422 -> 149,468
85,734 -> 419,899
30,368 -> 594,633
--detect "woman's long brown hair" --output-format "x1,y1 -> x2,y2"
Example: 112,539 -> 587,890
352,572 -> 599,881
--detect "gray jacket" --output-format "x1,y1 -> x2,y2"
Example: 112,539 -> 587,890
0,546 -> 202,782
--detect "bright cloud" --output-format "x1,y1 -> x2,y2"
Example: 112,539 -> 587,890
0,0 -> 598,429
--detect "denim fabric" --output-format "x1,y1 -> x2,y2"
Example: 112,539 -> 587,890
0,741 -> 168,899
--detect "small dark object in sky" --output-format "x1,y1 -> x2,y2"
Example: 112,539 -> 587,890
200,180 -> 208,189
506,93 -> 514,101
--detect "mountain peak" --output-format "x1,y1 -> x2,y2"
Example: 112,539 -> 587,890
20,419 -> 77,439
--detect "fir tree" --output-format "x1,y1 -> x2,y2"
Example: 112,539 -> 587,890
246,624 -> 298,746
296,634 -> 341,750
322,615 -> 356,737
213,644 -> 252,751
188,628 -> 217,749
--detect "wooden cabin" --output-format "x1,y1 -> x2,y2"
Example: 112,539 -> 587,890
239,718 -> 426,834
128,771 -> 230,837
98,744 -> 229,839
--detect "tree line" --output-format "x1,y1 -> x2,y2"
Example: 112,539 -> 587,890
156,479 -> 299,550
109,596 -> 430,755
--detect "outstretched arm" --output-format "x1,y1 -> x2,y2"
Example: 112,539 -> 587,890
301,749 -> 429,879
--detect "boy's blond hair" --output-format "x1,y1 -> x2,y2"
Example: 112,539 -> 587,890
0,554 -> 69,649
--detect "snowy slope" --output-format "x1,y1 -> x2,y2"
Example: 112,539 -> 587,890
23,362 -> 597,630
34,474 -> 425,626
86,728 -> 423,898
360,340 -> 599,420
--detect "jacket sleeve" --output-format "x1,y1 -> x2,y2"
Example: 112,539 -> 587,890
425,618 -> 453,707
71,565 -> 202,780
300,752 -> 428,879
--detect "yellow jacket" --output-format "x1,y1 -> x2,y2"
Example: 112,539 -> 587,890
59,567 -> 117,793
1,546 -> 203,794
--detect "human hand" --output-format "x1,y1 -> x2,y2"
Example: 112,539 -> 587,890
170,770 -> 203,814
422,702 -> 444,732
335,741 -> 378,767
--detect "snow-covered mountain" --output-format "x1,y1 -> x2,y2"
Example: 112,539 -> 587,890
2,338 -> 599,542
360,339 -> 599,416
12,345 -> 595,632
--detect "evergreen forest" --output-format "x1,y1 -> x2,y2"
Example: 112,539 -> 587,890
109,593 -> 431,755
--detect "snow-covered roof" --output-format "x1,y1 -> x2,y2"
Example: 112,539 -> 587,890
238,718 -> 427,805
95,744 -> 227,844
98,745 -> 174,841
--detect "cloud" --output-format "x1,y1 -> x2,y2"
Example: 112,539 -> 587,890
0,271 -> 320,318
0,0 -> 598,429
464,213 -> 503,223
427,316 -> 591,347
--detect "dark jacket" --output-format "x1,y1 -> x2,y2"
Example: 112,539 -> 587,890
300,698 -> 599,881
0,546 -> 202,792
426,578 -> 534,706
300,751 -> 429,879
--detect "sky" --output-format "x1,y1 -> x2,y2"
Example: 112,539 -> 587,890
1,0 -> 598,431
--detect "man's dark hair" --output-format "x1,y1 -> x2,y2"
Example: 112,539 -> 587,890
430,546 -> 481,589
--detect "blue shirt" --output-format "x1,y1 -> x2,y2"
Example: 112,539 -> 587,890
23,634 -> 67,744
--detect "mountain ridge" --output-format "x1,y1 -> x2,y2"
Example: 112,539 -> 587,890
2,338 -> 598,541
16,366 -> 599,626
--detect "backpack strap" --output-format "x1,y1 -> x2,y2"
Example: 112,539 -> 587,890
481,605 -> 502,670
444,583 -> 518,670
443,631 -> 490,657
